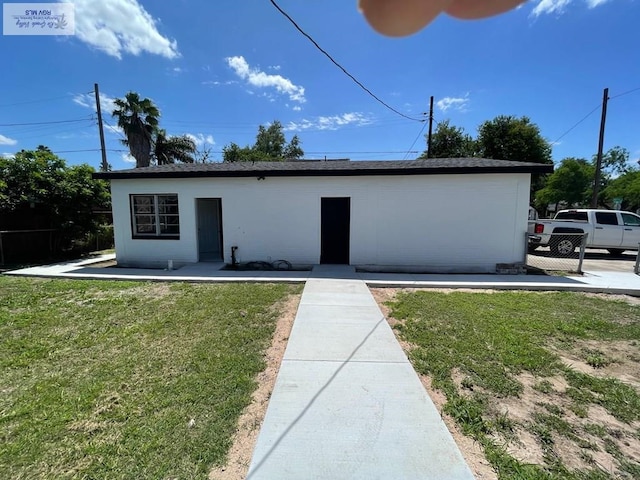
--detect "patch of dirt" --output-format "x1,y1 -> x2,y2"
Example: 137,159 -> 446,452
371,287 -> 640,479
555,339 -> 640,390
579,291 -> 640,306
208,293 -> 300,480
505,428 -> 545,465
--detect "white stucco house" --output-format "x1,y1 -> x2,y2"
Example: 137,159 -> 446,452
94,158 -> 553,273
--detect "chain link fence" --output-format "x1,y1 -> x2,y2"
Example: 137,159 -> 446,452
526,232 -> 588,274
0,225 -> 114,267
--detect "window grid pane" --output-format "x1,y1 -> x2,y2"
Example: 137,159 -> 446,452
131,194 -> 179,237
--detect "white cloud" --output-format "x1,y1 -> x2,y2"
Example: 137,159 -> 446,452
585,0 -> 611,6
121,152 -> 135,164
65,0 -> 179,59
0,134 -> 18,146
202,80 -> 237,87
1,152 -> 15,159
186,133 -> 215,146
531,0 -> 573,16
531,0 -> 613,17
105,123 -> 124,136
73,92 -> 123,135
436,94 -> 470,113
284,113 -> 374,132
225,56 -> 306,104
73,92 -> 116,114
269,65 -> 281,71
292,105 -> 302,112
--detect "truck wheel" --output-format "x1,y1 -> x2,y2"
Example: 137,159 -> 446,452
551,237 -> 577,256
607,249 -> 625,256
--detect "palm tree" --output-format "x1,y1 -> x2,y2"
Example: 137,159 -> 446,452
112,92 -> 160,168
154,130 -> 197,165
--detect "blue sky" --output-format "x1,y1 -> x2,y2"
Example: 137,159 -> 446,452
0,0 -> 638,169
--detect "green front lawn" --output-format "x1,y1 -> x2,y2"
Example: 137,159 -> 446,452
0,276 -> 300,479
387,291 -> 640,480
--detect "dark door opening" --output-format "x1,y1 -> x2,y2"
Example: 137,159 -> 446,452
197,198 -> 222,262
321,197 -> 350,264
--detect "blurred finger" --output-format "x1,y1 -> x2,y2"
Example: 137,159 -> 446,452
445,0 -> 525,19
359,0 -> 452,37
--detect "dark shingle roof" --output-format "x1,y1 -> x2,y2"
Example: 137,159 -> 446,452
93,158 -> 553,180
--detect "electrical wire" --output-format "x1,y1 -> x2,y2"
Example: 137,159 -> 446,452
0,117 -> 91,127
0,92 -> 86,108
610,86 -> 640,100
402,121 -> 428,160
102,116 -> 127,142
551,104 -> 601,145
268,0 -> 423,123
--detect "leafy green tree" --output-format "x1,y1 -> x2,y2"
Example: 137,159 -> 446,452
603,170 -> 640,212
418,120 -> 476,158
535,158 -> 593,209
0,146 -> 110,241
154,130 -> 197,165
477,115 -> 552,164
112,92 -> 160,168
477,115 -> 553,199
598,146 -> 632,177
223,120 -> 304,162
283,134 -> 304,159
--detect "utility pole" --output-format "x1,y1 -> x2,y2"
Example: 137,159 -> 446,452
94,83 -> 109,172
591,87 -> 609,208
426,96 -> 434,158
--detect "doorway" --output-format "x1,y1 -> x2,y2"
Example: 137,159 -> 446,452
196,198 -> 222,262
320,197 -> 350,264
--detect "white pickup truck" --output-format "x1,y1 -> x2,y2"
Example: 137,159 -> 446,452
528,209 -> 640,256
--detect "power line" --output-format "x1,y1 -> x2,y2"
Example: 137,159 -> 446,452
50,148 -> 129,154
102,116 -> 127,142
550,86 -> 640,146
0,92 -> 85,108
15,122 -> 95,141
51,149 -> 102,154
268,0 -> 423,123
610,86 -> 640,100
0,117 -> 91,127
551,104 -> 601,145
403,121 -> 428,160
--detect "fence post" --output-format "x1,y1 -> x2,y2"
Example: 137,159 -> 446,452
523,231 -> 529,264
577,233 -> 588,274
0,232 -> 4,266
635,243 -> 640,275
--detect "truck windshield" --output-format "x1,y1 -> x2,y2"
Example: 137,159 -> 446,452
555,211 -> 587,221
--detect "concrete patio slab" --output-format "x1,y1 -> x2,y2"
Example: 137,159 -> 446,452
5,255 -> 640,296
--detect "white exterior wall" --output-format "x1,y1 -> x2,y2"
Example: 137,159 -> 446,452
110,173 -> 530,272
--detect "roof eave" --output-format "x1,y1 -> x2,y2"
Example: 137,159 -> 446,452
93,165 -> 553,180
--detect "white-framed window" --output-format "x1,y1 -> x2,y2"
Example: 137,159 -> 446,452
130,194 -> 180,238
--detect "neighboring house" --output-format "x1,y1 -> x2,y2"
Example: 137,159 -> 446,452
94,158 -> 553,273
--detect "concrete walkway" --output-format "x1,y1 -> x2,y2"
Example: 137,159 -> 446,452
247,266 -> 474,479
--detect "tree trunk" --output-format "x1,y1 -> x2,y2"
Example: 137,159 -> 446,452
128,133 -> 152,168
